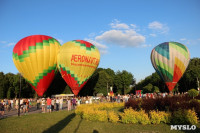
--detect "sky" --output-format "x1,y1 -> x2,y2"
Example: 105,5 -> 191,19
0,0 -> 200,82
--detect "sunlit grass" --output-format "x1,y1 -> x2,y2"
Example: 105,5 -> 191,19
0,110 -> 200,133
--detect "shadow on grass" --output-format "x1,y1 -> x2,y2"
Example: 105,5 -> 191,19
74,118 -> 83,133
42,113 -> 75,133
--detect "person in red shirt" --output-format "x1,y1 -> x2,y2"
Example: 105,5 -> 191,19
47,97 -> 52,113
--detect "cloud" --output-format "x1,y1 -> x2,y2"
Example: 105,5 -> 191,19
148,21 -> 169,34
0,41 -> 7,44
57,39 -> 64,44
150,33 -> 157,37
7,42 -> 15,46
95,29 -> 145,47
85,38 -> 108,54
180,38 -> 187,41
110,19 -> 129,29
86,19 -> 146,54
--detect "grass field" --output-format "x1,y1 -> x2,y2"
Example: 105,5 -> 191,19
0,110 -> 199,133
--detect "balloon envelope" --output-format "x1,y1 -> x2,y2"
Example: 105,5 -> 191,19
12,35 -> 61,96
151,42 -> 190,92
57,40 -> 100,95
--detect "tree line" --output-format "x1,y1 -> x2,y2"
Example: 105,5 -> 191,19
0,58 -> 199,98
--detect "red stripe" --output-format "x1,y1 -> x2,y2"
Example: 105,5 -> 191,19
173,64 -> 183,82
165,82 -> 177,92
31,70 -> 55,97
60,68 -> 87,95
13,35 -> 52,56
75,40 -> 94,48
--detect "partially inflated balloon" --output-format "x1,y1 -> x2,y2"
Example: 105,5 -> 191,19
57,40 -> 100,95
12,35 -> 61,96
151,42 -> 190,92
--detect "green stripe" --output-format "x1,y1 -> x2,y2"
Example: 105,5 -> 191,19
155,59 -> 173,81
13,38 -> 60,62
58,64 -> 90,86
27,64 -> 57,87
72,40 -> 97,52
169,42 -> 189,59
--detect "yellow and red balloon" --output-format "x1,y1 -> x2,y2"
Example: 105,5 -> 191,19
57,40 -> 100,95
12,35 -> 61,96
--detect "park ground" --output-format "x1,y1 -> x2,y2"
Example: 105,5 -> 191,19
0,104 -> 200,133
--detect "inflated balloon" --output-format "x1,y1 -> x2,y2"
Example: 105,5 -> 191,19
12,35 -> 61,96
151,42 -> 190,92
57,40 -> 100,95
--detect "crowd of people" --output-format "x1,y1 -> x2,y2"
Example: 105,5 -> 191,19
0,92 -> 187,118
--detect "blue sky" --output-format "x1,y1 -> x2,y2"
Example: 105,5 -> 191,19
0,0 -> 200,82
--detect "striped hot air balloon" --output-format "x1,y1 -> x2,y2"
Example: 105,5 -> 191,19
151,42 -> 190,92
12,35 -> 61,96
57,40 -> 100,95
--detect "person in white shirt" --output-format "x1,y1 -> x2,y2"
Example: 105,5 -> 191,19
59,98 -> 63,110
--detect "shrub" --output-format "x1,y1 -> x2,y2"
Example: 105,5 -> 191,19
185,109 -> 198,125
137,109 -> 150,125
120,108 -> 139,124
159,111 -> 171,124
108,111 -> 119,123
96,110 -> 108,122
149,110 -> 161,124
149,110 -> 171,124
188,89 -> 199,99
171,109 -> 198,124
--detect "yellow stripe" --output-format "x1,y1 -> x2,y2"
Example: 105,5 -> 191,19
13,43 -> 60,82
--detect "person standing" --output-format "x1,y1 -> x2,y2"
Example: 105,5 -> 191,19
46,97 -> 52,113
41,98 -> 46,113
51,98 -> 55,111
59,97 -> 63,110
0,100 -> 5,118
36,98 -> 40,110
56,98 -> 59,111
72,97 -> 76,109
67,98 -> 71,111
10,99 -> 13,110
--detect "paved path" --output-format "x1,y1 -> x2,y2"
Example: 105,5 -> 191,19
1,103 -> 69,119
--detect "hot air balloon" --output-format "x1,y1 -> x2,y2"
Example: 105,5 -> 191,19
151,42 -> 190,92
12,35 -> 61,96
57,40 -> 100,95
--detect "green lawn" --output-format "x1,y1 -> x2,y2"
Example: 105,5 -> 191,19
0,111 -> 199,133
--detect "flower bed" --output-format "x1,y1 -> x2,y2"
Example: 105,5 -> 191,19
75,102 -> 199,125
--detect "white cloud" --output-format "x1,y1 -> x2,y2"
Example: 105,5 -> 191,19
150,33 -> 157,37
7,42 -> 15,46
141,44 -> 152,48
180,38 -> 186,41
0,41 -> 7,44
95,29 -> 145,47
110,19 -> 129,29
130,24 -> 137,29
85,38 -> 108,54
57,39 -> 64,44
148,21 -> 169,34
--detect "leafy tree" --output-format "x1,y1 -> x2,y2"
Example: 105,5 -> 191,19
143,83 -> 153,93
93,70 -> 112,96
114,70 -> 134,95
0,72 -> 5,98
188,89 -> 199,99
153,86 -> 160,93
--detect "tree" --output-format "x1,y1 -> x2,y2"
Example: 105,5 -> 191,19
0,72 -> 5,98
93,70 -> 112,96
188,89 -> 199,99
114,70 -> 134,95
143,83 -> 153,93
153,86 -> 160,93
